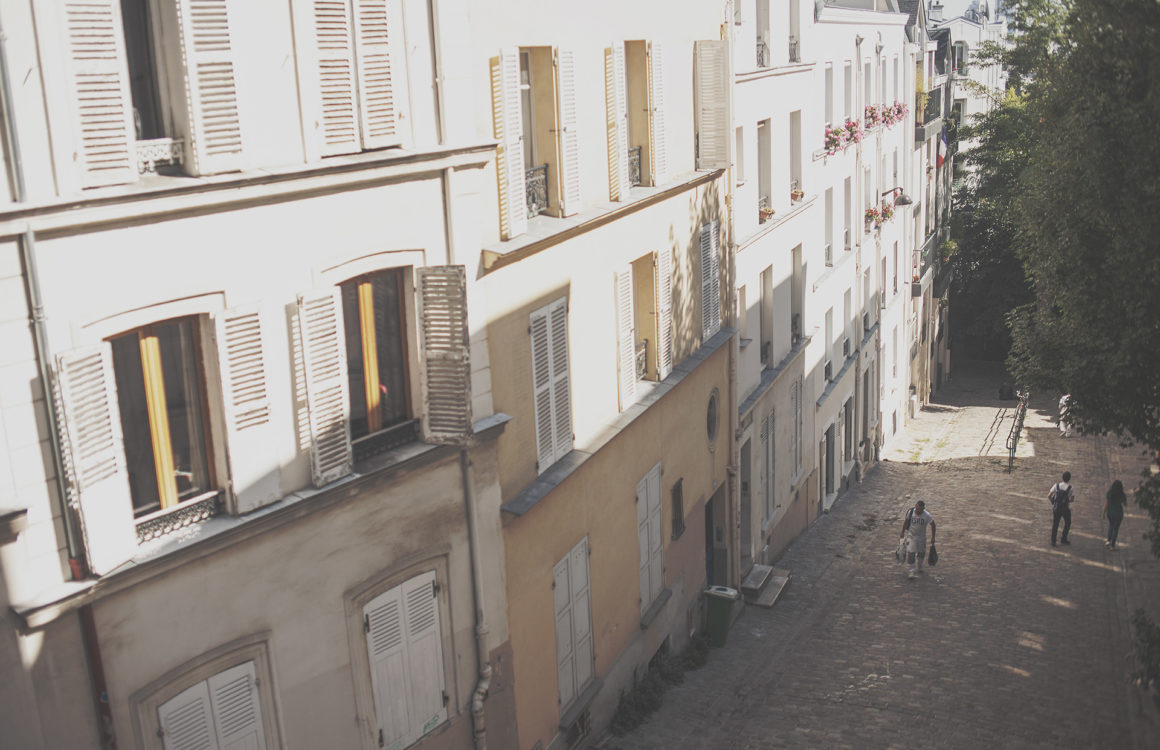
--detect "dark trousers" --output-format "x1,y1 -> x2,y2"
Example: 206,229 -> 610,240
1052,504 -> 1072,543
1107,514 -> 1124,546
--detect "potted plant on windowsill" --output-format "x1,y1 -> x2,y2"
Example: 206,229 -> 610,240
759,206 -> 776,222
865,206 -> 881,231
790,188 -> 805,203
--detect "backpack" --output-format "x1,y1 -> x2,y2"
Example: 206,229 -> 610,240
1051,483 -> 1070,508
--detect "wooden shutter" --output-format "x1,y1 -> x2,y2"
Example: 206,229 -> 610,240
605,44 -> 630,201
655,249 -> 673,379
401,572 -> 446,739
174,0 -> 244,175
555,48 -> 581,217
645,464 -> 663,605
297,289 -> 353,486
569,538 -> 593,692
207,661 -> 266,750
694,40 -> 731,170
762,413 -> 774,517
418,266 -> 471,444
159,680 -> 217,750
313,0 -> 360,155
366,584 -> 409,749
492,48 -> 527,240
62,1 -> 137,187
647,41 -> 668,186
530,298 -> 571,473
354,0 -> 399,149
700,221 -> 721,341
214,307 -> 281,513
552,553 -> 576,707
614,268 -> 636,410
54,346 -> 136,576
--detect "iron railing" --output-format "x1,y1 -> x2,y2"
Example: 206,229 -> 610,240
635,339 -> 648,380
788,36 -> 800,63
759,194 -> 774,223
1006,388 -> 1031,471
824,242 -> 833,267
629,146 -> 642,186
526,163 -> 549,218
757,39 -> 770,68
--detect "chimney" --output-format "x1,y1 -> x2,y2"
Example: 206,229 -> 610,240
930,1 -> 944,22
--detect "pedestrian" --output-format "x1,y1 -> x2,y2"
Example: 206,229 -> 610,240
899,500 -> 936,580
1058,394 -> 1072,437
1049,471 -> 1075,546
1103,479 -> 1127,550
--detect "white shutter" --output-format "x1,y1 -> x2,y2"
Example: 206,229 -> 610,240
655,249 -> 673,379
646,464 -> 663,603
354,0 -> 399,149
401,572 -> 446,739
614,267 -> 636,410
636,473 -> 651,613
54,346 -> 136,576
493,48 -> 527,239
555,48 -> 581,217
214,307 -> 281,513
762,413 -> 774,518
207,661 -> 266,750
700,221 -> 721,341
366,584 -> 409,749
647,41 -> 669,186
297,289 -> 353,486
569,538 -> 593,691
313,0 -> 360,155
694,40 -> 731,170
606,44 -> 630,201
62,1 -> 137,187
553,554 -> 576,707
531,298 -> 571,474
159,681 -> 218,750
418,266 -> 471,443
174,0 -> 244,175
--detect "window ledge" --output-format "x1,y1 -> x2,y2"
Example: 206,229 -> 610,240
735,61 -> 814,83
737,335 -> 811,420
0,507 -> 29,545
640,587 -> 673,630
502,330 -> 734,516
559,677 -> 604,730
736,194 -> 816,252
12,414 -> 512,629
816,351 -> 859,409
482,169 -> 725,274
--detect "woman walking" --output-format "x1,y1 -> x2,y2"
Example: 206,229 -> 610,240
1104,480 -> 1127,549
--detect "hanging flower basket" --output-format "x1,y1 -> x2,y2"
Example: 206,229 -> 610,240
864,206 -> 881,231
824,125 -> 850,155
864,104 -> 884,128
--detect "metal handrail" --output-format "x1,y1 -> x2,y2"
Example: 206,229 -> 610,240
1006,388 -> 1030,471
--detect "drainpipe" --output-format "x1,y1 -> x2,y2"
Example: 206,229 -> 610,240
442,166 -> 490,750
428,0 -> 448,145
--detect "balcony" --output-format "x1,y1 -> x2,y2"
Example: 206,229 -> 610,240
526,163 -> 548,218
629,146 -> 642,187
788,36 -> 800,63
757,39 -> 770,68
915,84 -> 943,142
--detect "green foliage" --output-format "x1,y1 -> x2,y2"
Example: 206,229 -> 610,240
1131,608 -> 1160,688
608,637 -> 709,736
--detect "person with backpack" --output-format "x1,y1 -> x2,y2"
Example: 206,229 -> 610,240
899,500 -> 936,579
1103,479 -> 1127,550
1049,472 -> 1075,546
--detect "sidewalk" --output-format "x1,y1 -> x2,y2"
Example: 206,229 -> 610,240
602,362 -> 1160,749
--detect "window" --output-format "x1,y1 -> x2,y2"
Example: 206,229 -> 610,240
694,40 -> 731,170
60,0 -> 243,186
606,43 -> 630,200
760,266 -> 773,366
734,126 -> 745,185
157,662 -> 267,749
492,46 -> 582,239
625,40 -> 669,188
761,412 -> 775,520
363,572 -> 447,750
757,119 -> 772,222
756,0 -> 771,67
530,298 -> 573,473
824,308 -> 833,376
791,377 -> 803,475
555,537 -> 594,709
671,478 -> 685,540
110,318 -> 212,519
615,252 -> 673,408
700,221 -> 722,341
636,463 -> 664,614
791,245 -> 803,344
789,110 -> 802,201
824,188 -> 833,266
843,177 -> 852,248
843,63 -> 852,119
298,266 -> 471,486
824,65 -> 833,126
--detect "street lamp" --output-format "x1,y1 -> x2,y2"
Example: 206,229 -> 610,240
881,187 -> 913,205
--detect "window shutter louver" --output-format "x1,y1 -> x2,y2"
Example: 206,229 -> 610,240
655,249 -> 673,379
354,0 -> 399,149
313,0 -> 361,155
159,681 -> 217,750
418,266 -> 472,444
174,0 -> 244,175
54,346 -> 136,576
493,48 -> 527,240
548,300 -> 573,464
646,465 -> 663,606
207,661 -> 266,750
365,584 -> 409,749
62,1 -> 137,188
700,222 -> 721,341
555,48 -> 582,216
401,572 -> 446,738
647,41 -> 669,186
214,307 -> 281,513
605,44 -> 630,201
296,289 -> 353,486
694,40 -> 731,170
614,268 -> 636,410
530,298 -> 572,474
569,538 -> 594,691
553,554 -> 576,707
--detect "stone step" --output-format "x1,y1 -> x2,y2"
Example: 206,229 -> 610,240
750,569 -> 791,608
740,563 -> 774,596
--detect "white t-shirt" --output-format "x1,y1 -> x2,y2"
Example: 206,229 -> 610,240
906,509 -> 934,550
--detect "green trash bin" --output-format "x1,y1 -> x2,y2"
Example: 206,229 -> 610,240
704,585 -> 739,647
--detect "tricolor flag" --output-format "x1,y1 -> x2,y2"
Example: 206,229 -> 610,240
937,129 -> 948,167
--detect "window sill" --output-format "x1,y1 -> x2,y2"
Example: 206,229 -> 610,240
559,677 -> 604,731
640,587 -> 673,630
736,194 -> 816,251
0,506 -> 28,545
735,61 -> 814,83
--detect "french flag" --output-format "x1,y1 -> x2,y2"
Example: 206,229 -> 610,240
937,129 -> 947,167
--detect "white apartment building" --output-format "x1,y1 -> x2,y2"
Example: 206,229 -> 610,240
0,1 -> 517,749
930,0 -> 1009,156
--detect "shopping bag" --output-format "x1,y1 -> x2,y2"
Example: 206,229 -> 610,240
928,542 -> 939,566
895,537 -> 907,564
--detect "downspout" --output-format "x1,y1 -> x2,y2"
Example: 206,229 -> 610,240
1,17 -> 115,750
442,166 -> 491,750
428,0 -> 448,145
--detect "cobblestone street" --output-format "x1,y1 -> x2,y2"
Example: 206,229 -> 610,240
602,362 -> 1160,749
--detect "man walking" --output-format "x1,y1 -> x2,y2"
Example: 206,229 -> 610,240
1058,394 -> 1072,437
1049,471 -> 1075,546
900,500 -> 936,579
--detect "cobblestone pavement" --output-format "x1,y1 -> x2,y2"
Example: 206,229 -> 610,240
601,362 -> 1160,749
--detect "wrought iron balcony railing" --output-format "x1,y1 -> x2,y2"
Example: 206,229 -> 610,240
757,39 -> 770,68
788,36 -> 800,63
629,146 -> 642,187
635,339 -> 648,380
526,163 -> 548,218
